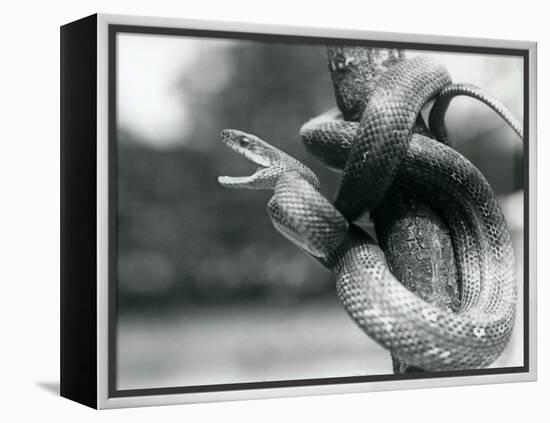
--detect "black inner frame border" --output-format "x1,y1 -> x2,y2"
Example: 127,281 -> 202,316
107,23 -> 531,399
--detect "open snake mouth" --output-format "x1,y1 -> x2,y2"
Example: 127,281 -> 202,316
218,129 -> 274,188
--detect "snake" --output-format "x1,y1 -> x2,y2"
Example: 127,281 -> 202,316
217,54 -> 520,370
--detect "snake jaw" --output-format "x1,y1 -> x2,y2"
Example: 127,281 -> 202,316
217,129 -> 274,189
220,129 -> 273,168
218,129 -> 291,189
219,128 -> 321,191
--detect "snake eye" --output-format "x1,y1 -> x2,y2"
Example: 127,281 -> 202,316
239,137 -> 251,148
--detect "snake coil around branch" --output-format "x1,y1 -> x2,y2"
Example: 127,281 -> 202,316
217,47 -> 521,371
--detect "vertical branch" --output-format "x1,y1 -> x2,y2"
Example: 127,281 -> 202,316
327,47 -> 460,373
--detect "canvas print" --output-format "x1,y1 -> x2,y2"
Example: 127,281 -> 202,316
113,30 -> 525,393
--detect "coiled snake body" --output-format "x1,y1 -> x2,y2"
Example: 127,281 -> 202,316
218,53 -> 520,370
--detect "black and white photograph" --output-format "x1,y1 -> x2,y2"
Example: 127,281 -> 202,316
5,0 -> 550,419
112,28 -> 526,392
56,11 -> 539,411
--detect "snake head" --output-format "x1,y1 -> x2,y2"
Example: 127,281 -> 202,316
218,129 -> 320,190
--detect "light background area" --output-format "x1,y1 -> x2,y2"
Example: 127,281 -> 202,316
115,33 -> 523,390
0,0 -> 547,422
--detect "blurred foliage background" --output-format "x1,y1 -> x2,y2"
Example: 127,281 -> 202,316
117,39 -> 340,309
116,34 -> 524,389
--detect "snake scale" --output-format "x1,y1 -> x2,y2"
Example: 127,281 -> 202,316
218,49 -> 521,370
324,47 -> 460,373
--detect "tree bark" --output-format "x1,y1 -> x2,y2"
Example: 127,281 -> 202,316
327,47 -> 460,373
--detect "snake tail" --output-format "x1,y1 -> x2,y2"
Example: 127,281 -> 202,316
428,83 -> 523,144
